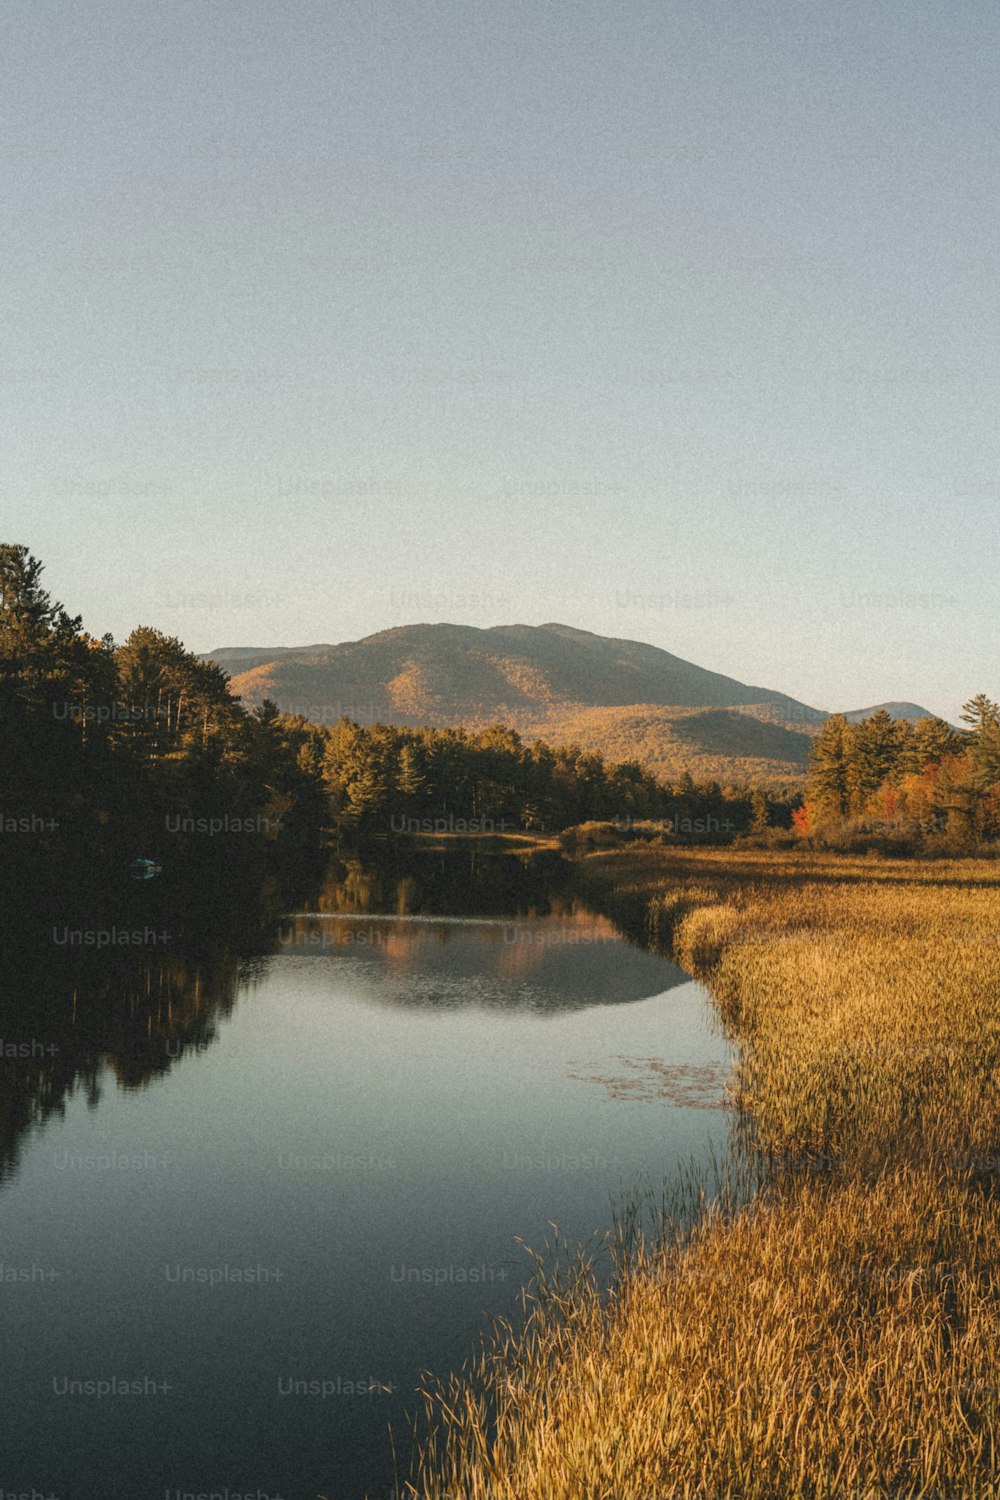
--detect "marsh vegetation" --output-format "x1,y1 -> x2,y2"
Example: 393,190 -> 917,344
406,848 -> 1000,1499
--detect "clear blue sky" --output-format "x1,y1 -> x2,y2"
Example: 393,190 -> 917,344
5,0 -> 997,720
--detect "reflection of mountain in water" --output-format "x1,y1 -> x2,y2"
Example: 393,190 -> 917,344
278,912 -> 691,1012
0,847 -> 672,1185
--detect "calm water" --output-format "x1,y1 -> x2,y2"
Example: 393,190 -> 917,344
0,849 -> 732,1499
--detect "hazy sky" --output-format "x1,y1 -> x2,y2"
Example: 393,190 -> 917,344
5,0 -> 997,719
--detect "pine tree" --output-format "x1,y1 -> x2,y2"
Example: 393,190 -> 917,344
849,709 -> 905,812
396,742 -> 427,804
0,543 -> 87,710
960,696 -> 1000,795
905,715 -> 960,773
808,715 -> 852,822
750,790 -> 770,833
959,694 -> 1000,739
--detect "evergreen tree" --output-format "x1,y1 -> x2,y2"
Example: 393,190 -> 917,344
905,715 -> 960,773
749,789 -> 770,833
396,741 -> 427,803
959,695 -> 1000,797
959,694 -> 1000,739
0,543 -> 99,718
808,715 -> 852,822
849,709 -> 905,811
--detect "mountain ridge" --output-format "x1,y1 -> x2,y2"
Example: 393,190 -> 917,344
201,623 -> 938,787
206,621 -> 825,715
839,701 -> 938,725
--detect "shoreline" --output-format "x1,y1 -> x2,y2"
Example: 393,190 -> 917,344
373,828 -> 563,851
404,845 -> 1000,1497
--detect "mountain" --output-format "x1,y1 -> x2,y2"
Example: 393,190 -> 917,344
207,622 -> 825,722
202,622 -> 829,785
839,702 -> 939,725
203,645 -> 323,669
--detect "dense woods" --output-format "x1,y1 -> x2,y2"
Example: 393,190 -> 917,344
0,544 -> 327,886
802,701 -> 1000,849
313,712 -> 788,840
8,544 -> 992,862
1,547 -> 793,866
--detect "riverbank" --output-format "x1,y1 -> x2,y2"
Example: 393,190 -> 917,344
405,847 -> 1000,1498
396,829 -> 561,851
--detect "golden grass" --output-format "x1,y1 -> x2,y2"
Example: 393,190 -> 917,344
659,865 -> 1000,1174
408,1167 -> 1000,1499
400,850 -> 1000,1499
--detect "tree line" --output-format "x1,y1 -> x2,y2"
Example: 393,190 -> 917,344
803,699 -> 1000,848
0,545 -> 326,891
314,714 -> 793,840
1,546 -> 799,881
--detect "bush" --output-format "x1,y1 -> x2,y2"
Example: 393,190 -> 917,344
558,821 -> 630,850
921,831 -> 1000,860
808,818 -> 921,857
732,828 -> 800,851
559,820 -> 677,851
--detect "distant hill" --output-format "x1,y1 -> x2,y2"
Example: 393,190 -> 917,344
207,622 -> 825,721
202,623 -> 822,785
839,702 -> 939,725
200,623 -> 934,787
204,645 -> 323,669
517,704 -> 818,786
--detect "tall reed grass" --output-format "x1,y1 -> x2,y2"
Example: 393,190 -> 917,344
398,850 -> 1000,1499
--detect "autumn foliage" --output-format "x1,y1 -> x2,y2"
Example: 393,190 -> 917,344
805,701 -> 1000,848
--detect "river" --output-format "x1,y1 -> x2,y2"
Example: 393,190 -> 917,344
0,846 -> 732,1498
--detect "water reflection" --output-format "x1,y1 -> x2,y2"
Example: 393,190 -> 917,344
313,844 -> 574,917
0,847 -> 665,1183
279,910 -> 690,1013
0,853 -> 312,1185
0,845 -> 731,1499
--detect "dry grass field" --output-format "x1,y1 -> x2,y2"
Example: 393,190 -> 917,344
402,848 -> 1000,1499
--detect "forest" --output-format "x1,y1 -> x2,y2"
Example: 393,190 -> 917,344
0,546 -> 783,880
14,542 -> 994,864
316,714 -> 788,840
802,701 -> 1000,850
0,545 -> 326,882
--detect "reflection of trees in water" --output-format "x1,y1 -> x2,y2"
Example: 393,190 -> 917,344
285,849 -> 691,1016
0,942 -> 258,1186
0,848 -> 320,1188
0,846 -> 581,1184
316,847 -> 578,918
